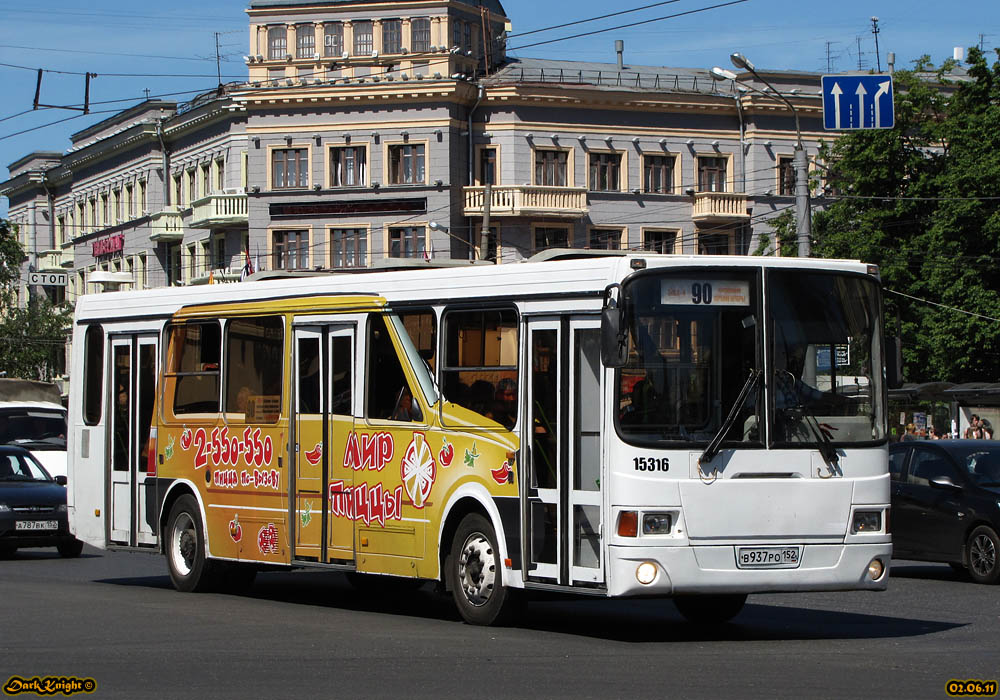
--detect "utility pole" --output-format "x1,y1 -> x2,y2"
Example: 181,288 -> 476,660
215,32 -> 223,87
481,183 -> 492,262
871,17 -> 882,72
825,42 -> 835,73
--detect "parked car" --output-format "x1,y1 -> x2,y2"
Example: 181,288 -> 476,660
0,445 -> 82,558
889,440 -> 1000,584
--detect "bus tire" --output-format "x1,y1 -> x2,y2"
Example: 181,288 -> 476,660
166,495 -> 222,592
967,525 -> 1000,585
673,593 -> 748,624
447,513 -> 519,626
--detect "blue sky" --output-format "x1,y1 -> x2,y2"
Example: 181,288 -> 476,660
1,0 -> 997,215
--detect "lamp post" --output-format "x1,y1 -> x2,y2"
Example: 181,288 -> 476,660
712,53 -> 811,256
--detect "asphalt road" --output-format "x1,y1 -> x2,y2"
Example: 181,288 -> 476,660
1,546 -> 997,700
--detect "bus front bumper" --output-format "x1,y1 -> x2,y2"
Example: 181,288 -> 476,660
607,542 -> 892,597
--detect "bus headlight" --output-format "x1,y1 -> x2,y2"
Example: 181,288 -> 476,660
642,513 -> 672,535
851,510 -> 882,533
636,561 -> 658,585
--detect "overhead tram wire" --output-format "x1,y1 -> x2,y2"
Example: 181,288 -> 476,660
507,0 -> 684,38
507,0 -> 751,52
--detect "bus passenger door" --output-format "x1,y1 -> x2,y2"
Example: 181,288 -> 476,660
108,334 -> 158,547
524,317 -> 605,587
292,324 -> 355,564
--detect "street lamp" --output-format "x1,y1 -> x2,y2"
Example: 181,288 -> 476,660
713,53 -> 812,256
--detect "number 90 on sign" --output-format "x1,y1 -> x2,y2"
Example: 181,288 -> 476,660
660,279 -> 749,307
28,272 -> 68,287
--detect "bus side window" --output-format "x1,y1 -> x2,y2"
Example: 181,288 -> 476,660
366,314 -> 422,422
224,316 -> 284,422
441,308 -> 518,429
165,322 -> 221,416
82,325 -> 104,426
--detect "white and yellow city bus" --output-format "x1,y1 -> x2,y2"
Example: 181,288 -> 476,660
67,253 -> 892,625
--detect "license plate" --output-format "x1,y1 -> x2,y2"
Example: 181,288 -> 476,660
15,520 -> 59,531
736,546 -> 801,569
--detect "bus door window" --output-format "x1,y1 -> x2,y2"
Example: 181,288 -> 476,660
530,327 -> 558,567
112,345 -> 131,472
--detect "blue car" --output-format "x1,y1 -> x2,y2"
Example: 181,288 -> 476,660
889,440 -> 1000,584
0,445 -> 83,558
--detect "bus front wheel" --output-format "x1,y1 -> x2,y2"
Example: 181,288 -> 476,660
447,513 -> 520,626
673,594 -> 748,624
166,494 -> 223,592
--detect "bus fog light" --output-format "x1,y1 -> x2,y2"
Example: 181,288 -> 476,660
867,558 -> 885,581
852,510 -> 882,533
636,561 -> 657,585
642,513 -> 672,535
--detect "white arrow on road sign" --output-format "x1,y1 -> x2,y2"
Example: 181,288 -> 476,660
874,80 -> 891,132
830,82 -> 843,129
855,82 -> 867,127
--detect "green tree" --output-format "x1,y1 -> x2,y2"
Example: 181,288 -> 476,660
0,218 -> 72,381
813,48 -> 1000,383
753,209 -> 798,256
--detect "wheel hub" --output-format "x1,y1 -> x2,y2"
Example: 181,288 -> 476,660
970,534 -> 996,578
458,533 -> 495,607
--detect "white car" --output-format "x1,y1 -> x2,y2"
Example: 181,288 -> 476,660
0,401 -> 68,478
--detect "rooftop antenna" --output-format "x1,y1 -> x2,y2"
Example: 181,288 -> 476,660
871,17 -> 881,72
215,32 -> 223,88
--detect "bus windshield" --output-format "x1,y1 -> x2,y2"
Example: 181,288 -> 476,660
617,270 -> 762,445
769,270 -> 885,445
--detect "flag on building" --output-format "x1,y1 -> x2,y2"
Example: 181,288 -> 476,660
240,248 -> 255,281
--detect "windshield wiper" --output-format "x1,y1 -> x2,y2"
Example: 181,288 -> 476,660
796,405 -> 842,476
699,369 -> 761,466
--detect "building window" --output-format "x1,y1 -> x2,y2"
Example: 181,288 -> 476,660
534,226 -> 569,252
268,67 -> 286,84
272,148 -> 308,189
273,230 -> 309,270
187,170 -> 196,202
330,228 -> 367,268
138,253 -> 147,288
212,234 -> 226,270
452,20 -> 463,49
479,147 -> 497,185
101,194 -> 109,227
200,164 -> 210,199
388,144 -> 425,184
166,242 -> 182,286
353,20 -> 373,55
382,19 -> 402,54
643,229 -> 676,254
113,189 -> 121,223
187,243 -> 197,281
139,180 -> 147,213
698,156 -> 727,192
410,60 -> 429,77
778,156 -> 795,196
643,155 -> 675,194
216,159 -> 225,191
589,152 -> 621,191
534,149 -> 567,187
296,24 -> 315,59
268,26 -> 288,60
589,228 -> 621,250
324,22 -> 343,57
464,22 -> 472,52
698,232 -> 731,255
411,18 -> 431,53
329,145 -> 366,187
388,226 -> 426,258
125,185 -> 135,218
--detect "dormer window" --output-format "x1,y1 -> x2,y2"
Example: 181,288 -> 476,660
324,22 -> 343,57
411,18 -> 431,53
296,24 -> 315,59
353,20 -> 373,55
268,26 -> 287,60
382,19 -> 402,54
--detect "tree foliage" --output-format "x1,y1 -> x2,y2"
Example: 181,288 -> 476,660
813,48 -> 1000,383
0,219 -> 72,381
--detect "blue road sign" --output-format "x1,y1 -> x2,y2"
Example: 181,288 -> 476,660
822,74 -> 894,130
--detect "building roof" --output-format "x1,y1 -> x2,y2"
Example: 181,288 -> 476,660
248,0 -> 508,16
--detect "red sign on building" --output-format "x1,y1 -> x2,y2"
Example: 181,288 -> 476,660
92,233 -> 125,258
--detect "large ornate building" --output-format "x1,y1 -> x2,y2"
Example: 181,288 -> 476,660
2,0 -> 826,309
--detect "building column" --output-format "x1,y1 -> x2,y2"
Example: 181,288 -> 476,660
372,19 -> 382,54
314,22 -> 323,61
285,23 -> 295,59
343,21 -> 353,57
431,16 -> 443,48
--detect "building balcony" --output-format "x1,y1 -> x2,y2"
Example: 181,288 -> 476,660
37,249 -> 65,271
189,192 -> 248,229
463,185 -> 588,218
149,206 -> 185,242
691,192 -> 750,223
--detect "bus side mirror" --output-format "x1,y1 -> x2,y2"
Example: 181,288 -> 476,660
885,335 -> 903,389
601,284 -> 627,368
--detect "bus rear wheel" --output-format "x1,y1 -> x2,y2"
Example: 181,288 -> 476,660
673,594 -> 748,624
447,513 -> 519,626
166,495 -> 223,592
